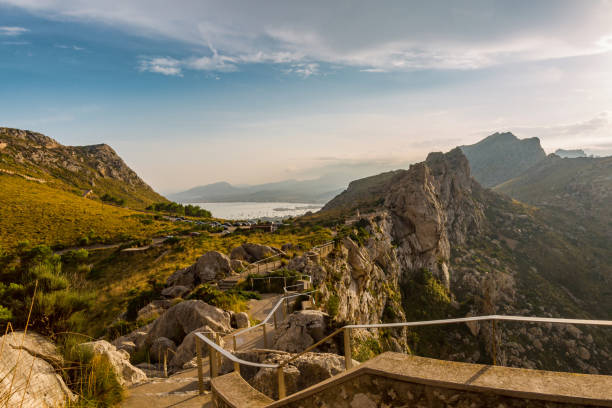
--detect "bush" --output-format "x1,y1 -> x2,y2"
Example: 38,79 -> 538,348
186,284 -> 259,312
326,294 -> 340,318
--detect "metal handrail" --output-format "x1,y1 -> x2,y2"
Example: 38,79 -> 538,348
194,332 -> 278,368
234,290 -> 318,337
195,313 -> 612,400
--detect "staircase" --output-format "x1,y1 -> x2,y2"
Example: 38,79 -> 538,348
218,276 -> 241,290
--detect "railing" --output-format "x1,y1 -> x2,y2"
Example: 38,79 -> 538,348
195,314 -> 612,400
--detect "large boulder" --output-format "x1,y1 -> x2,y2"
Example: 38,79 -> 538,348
273,310 -> 329,353
192,251 -> 234,282
161,285 -> 191,299
233,312 -> 250,329
137,299 -> 172,320
230,243 -> 280,263
79,340 -> 147,387
149,337 -> 177,363
146,300 -> 231,346
166,267 -> 195,289
169,325 -> 226,368
111,321 -> 153,356
165,251 -> 234,290
0,331 -> 75,408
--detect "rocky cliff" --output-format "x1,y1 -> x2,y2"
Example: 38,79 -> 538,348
311,148 -> 611,374
460,132 -> 546,187
0,127 -> 166,208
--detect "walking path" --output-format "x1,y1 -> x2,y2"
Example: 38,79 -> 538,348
121,294 -> 281,407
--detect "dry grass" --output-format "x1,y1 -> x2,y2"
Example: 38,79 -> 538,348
0,174 -> 179,251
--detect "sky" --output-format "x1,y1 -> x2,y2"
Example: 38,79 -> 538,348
1,0 -> 611,193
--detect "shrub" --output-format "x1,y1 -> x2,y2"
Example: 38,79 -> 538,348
59,335 -> 124,407
326,294 -> 340,318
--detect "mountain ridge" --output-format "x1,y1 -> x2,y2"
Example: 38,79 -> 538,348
459,132 -> 546,187
0,127 -> 167,209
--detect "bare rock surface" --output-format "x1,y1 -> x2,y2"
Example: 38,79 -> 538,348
230,243 -> 280,263
0,331 -> 75,408
146,300 -> 231,347
233,312 -> 250,329
79,340 -> 147,387
273,310 -> 329,353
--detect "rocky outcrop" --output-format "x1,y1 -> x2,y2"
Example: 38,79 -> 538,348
0,331 -> 75,408
79,340 -> 147,387
165,251 -> 234,290
273,311 -> 329,353
145,300 -> 231,347
230,243 -> 280,263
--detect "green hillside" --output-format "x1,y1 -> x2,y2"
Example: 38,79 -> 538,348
0,127 -> 167,209
0,173 -> 178,251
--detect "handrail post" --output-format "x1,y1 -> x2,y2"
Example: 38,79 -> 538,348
344,327 -> 352,370
163,349 -> 168,378
263,323 -> 268,348
195,335 -> 204,395
207,333 -> 218,378
277,366 -> 286,400
233,334 -> 237,351
273,310 -> 278,329
491,320 -> 498,366
215,332 -> 223,371
234,361 -> 240,374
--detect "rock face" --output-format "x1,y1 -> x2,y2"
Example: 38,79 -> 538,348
169,325 -> 224,368
79,340 -> 147,387
316,147 -> 611,375
146,300 -> 231,346
459,132 -> 546,188
165,251 -> 234,290
0,331 -> 75,408
233,312 -> 250,329
149,337 -> 177,363
273,311 -> 329,353
230,243 -> 280,263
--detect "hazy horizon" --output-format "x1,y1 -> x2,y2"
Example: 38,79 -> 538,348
1,0 -> 611,193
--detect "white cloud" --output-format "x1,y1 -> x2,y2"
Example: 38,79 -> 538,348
3,1 -> 612,75
138,56 -> 183,76
54,44 -> 85,51
0,26 -> 29,36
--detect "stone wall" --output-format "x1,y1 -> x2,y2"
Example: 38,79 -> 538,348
276,374 -> 601,408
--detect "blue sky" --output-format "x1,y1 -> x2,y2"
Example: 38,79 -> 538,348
1,1 -> 611,193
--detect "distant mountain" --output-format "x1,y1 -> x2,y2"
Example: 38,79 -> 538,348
168,177 -> 346,204
0,127 -> 166,208
495,154 -> 612,226
554,148 -> 587,158
460,132 -> 546,187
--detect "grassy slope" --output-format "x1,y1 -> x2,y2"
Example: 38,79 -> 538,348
69,226 -> 333,336
0,174 -> 177,251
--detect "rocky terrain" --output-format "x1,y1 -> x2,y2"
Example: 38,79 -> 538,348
0,127 -> 166,208
495,154 -> 612,229
460,132 -> 546,187
313,148 -> 611,374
